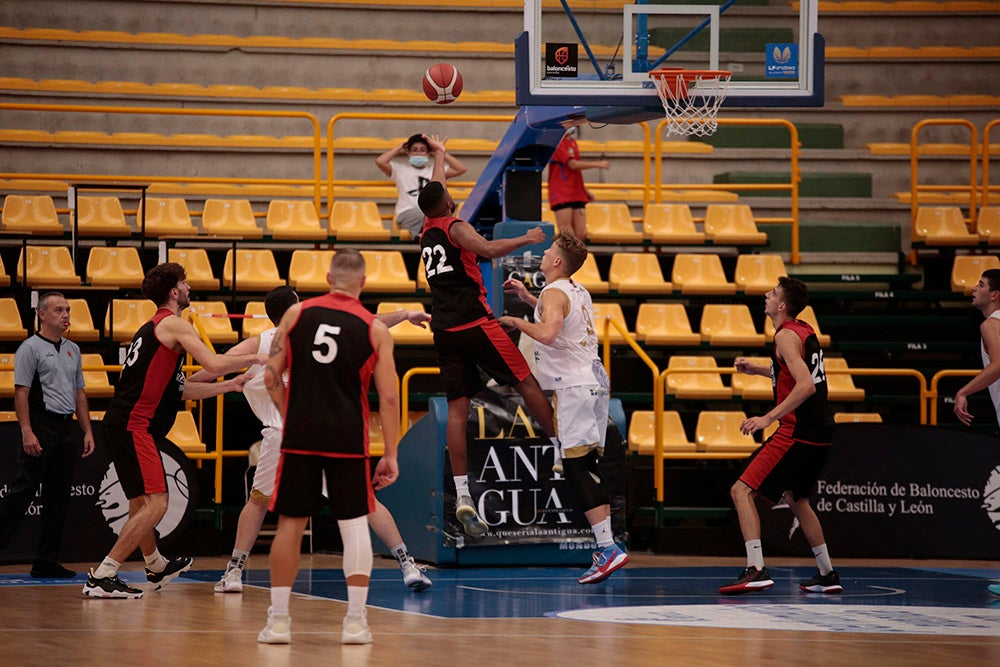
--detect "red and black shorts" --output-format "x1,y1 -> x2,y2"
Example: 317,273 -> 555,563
269,452 -> 374,520
103,424 -> 167,499
432,318 -> 531,400
739,423 -> 831,504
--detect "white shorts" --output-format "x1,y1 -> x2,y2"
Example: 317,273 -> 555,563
251,425 -> 281,498
553,385 -> 609,459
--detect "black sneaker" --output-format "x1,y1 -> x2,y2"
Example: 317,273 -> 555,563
718,566 -> 775,595
799,569 -> 843,594
145,556 -> 193,590
30,561 -> 76,578
82,571 -> 144,599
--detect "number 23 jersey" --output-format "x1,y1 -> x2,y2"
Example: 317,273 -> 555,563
281,292 -> 377,457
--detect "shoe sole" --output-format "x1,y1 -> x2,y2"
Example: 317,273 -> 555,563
799,584 -> 843,594
718,580 -> 775,596
342,632 -> 373,645
405,578 -> 432,592
257,632 -> 291,644
82,586 -> 144,600
214,584 -> 244,594
577,552 -> 630,585
455,506 -> 488,536
148,560 -> 193,591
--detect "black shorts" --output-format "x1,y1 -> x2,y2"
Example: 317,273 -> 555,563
739,424 -> 831,504
270,452 -> 373,520
551,201 -> 587,212
103,423 -> 167,499
433,319 -> 531,400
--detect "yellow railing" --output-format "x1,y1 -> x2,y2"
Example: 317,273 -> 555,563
928,368 -> 979,426
910,118 -> 979,230
984,118 -> 1000,209
400,366 -> 440,435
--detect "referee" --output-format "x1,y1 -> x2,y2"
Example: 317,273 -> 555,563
0,292 -> 94,577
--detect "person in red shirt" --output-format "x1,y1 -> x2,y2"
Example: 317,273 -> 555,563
547,128 -> 610,239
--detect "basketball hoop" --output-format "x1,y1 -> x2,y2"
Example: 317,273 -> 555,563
648,68 -> 732,137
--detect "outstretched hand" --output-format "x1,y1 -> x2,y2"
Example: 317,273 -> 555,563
406,310 -> 432,329
423,133 -> 447,154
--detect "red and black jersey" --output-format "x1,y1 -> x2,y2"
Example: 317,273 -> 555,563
772,318 -> 833,443
281,292 -> 377,458
420,214 -> 493,332
104,308 -> 184,439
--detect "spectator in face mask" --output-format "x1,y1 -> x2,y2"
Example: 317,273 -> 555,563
376,133 -> 467,239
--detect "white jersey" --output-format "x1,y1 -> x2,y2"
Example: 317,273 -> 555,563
981,310 -> 1000,428
533,278 -> 609,391
243,327 -> 284,430
390,160 -> 453,217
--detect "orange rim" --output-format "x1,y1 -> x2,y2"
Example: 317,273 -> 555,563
649,68 -> 732,96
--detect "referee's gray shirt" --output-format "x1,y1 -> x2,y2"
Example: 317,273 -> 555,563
14,333 -> 85,415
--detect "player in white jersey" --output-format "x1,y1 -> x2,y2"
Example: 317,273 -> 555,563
952,268 -> 1000,598
190,287 -> 433,593
500,233 -> 628,584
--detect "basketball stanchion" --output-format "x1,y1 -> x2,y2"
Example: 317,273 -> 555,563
648,68 -> 732,138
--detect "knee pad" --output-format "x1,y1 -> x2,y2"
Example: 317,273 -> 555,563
338,516 -> 373,578
562,453 -> 609,512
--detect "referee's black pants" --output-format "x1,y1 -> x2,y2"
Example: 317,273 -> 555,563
0,410 -> 82,565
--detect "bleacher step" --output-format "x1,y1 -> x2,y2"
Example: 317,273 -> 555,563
715,172 -> 874,198
702,124 -> 844,149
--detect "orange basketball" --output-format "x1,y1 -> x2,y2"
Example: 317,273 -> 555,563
423,63 -> 463,105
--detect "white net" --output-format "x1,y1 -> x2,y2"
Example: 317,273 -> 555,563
649,69 -> 732,137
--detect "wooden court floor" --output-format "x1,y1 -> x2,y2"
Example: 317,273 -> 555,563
1,553 -> 998,666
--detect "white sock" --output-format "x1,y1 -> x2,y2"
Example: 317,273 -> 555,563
454,475 -> 470,499
591,517 -> 614,548
143,548 -> 168,573
812,543 -> 833,575
93,556 -> 120,579
390,544 -> 410,564
745,539 -> 764,570
229,549 -> 250,571
347,585 -> 368,616
270,586 -> 291,615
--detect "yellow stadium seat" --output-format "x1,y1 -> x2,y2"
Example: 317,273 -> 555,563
735,254 -> 787,295
834,412 -> 883,424
86,246 -> 144,288
222,249 -> 285,291
2,195 -> 64,234
75,196 -> 132,236
185,301 -> 238,344
329,201 -> 391,241
359,250 -> 415,292
241,301 -> 271,339
951,254 -> 1000,294
695,411 -> 758,454
201,198 -> 263,239
266,199 -> 327,240
730,356 -> 774,401
634,303 -> 701,346
0,256 -> 9,287
977,207 -> 1000,245
0,298 -> 27,341
0,353 -> 14,398
166,410 -> 207,454
585,203 -> 644,243
764,305 -> 831,347
0,411 -> 16,422
105,299 -> 157,342
168,248 -> 219,291
670,253 -> 736,295
570,254 -> 609,294
824,356 -> 865,401
368,412 -> 385,457
288,250 -> 335,293
137,197 -> 198,236
665,355 -> 732,400
377,302 -> 433,345
81,353 -> 115,398
912,206 -> 978,245
591,302 -> 632,345
642,204 -> 706,245
627,410 -> 697,456
17,245 -> 82,287
65,298 -> 100,342
703,204 -> 768,245
416,259 -> 429,292
608,253 -> 673,294
700,304 -> 766,347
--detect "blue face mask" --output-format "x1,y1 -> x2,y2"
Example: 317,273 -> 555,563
409,155 -> 430,168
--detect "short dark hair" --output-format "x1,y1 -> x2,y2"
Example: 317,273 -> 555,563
983,269 -> 1000,292
264,286 -> 298,325
329,248 -> 366,285
142,262 -> 186,306
418,181 -> 447,216
777,275 -> 808,317
405,134 -> 429,151
553,232 -> 587,276
37,291 -> 65,313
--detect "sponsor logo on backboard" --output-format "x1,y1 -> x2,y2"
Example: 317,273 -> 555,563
545,43 -> 578,78
765,43 -> 799,78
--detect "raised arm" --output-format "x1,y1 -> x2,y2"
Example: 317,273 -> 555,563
375,142 -> 407,178
376,310 -> 431,330
449,219 -> 545,260
160,316 -> 266,377
187,335 -> 260,383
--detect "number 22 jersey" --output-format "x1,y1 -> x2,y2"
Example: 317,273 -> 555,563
420,214 -> 492,332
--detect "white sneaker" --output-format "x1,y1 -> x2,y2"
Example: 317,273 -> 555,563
257,607 -> 291,644
214,566 -> 243,594
400,557 -> 432,592
342,611 -> 372,644
455,495 -> 488,536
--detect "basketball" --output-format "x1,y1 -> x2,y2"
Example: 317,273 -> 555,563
423,63 -> 463,105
